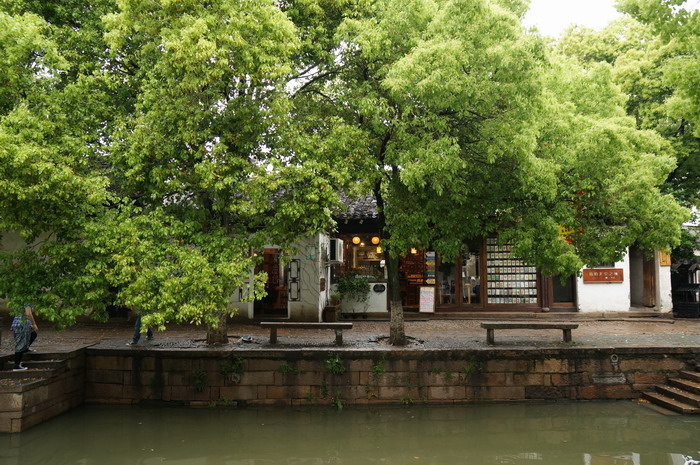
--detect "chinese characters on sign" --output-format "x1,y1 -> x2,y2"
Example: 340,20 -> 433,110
582,269 -> 624,283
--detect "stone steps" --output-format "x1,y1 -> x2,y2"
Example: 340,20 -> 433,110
1,358 -> 68,379
680,370 -> 700,383
641,391 -> 700,414
641,369 -> 700,414
670,377 -> 700,395
655,385 -> 700,407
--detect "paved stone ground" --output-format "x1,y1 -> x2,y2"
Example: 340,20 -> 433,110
2,314 -> 699,354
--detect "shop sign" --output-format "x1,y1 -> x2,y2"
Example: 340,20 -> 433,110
659,251 -> 671,266
583,268 -> 624,283
558,225 -> 583,244
425,251 -> 436,285
558,226 -> 575,243
419,286 -> 435,313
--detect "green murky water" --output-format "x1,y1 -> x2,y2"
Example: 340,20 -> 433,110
2,401 -> 699,464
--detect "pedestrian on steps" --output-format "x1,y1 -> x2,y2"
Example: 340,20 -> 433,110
11,305 -> 38,371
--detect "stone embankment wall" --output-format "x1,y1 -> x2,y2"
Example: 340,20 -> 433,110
84,347 -> 700,407
0,350 -> 85,433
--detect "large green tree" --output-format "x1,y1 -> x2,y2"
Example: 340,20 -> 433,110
0,3 -> 113,323
557,14 -> 700,207
0,0 -> 688,347
293,0 -> 686,344
0,0 -> 339,342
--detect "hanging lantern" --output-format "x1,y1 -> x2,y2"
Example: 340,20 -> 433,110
371,236 -> 380,245
352,236 -> 361,245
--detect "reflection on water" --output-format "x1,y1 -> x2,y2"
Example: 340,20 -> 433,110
1,401 -> 699,465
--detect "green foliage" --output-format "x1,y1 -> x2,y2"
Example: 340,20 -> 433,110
562,4 -> 700,208
325,354 -> 346,375
462,357 -> 483,377
290,0 -> 687,347
278,363 -> 305,375
0,0 -> 690,344
371,358 -> 387,379
337,277 -> 370,302
0,0 -> 339,337
672,227 -> 700,265
332,395 -> 346,411
219,356 -> 245,381
192,369 -> 208,393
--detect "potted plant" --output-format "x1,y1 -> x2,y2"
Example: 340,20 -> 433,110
330,292 -> 342,306
337,277 -> 370,302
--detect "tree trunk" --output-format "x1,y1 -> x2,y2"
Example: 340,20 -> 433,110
374,173 -> 407,346
386,248 -> 406,346
206,312 -> 229,344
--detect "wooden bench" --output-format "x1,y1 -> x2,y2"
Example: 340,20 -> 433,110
480,321 -> 578,345
260,322 -> 353,345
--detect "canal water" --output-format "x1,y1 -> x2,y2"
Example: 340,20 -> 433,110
2,401 -> 699,464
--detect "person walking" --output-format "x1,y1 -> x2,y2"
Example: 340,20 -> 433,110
126,312 -> 154,346
11,305 -> 38,371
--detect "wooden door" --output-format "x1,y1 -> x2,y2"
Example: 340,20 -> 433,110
643,256 -> 656,307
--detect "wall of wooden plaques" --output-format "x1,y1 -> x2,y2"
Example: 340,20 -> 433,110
485,238 -> 538,305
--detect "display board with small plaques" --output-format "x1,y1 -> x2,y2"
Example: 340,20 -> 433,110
485,238 -> 538,305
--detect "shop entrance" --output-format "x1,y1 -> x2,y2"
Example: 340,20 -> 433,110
630,247 -> 656,308
254,248 -> 289,317
550,275 -> 577,310
436,244 -> 482,308
400,250 -> 427,310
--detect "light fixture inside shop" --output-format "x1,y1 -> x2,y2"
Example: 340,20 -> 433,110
352,236 -> 361,244
411,248 -> 417,254
377,246 -> 382,253
371,236 -> 380,245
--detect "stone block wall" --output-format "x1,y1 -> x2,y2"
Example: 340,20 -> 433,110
0,350 -> 86,433
83,347 -> 700,407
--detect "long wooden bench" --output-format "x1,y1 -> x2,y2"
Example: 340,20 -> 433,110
260,322 -> 353,345
480,321 -> 578,345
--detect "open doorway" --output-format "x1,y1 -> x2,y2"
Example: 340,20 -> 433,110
549,275 -> 577,311
253,248 -> 289,317
630,247 -> 656,308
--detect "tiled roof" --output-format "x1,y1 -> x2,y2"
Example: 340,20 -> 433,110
336,193 -> 378,219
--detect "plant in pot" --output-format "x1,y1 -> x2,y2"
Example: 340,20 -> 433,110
337,277 -> 370,303
330,292 -> 342,306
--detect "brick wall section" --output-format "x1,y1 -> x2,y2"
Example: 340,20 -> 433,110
84,347 -> 700,407
0,350 -> 86,433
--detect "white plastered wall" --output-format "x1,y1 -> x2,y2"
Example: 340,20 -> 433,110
228,234 -> 330,322
288,234 -> 327,322
657,253 -> 673,312
576,253 -> 631,312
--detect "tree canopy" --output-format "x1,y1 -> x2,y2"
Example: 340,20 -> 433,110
291,0 -> 686,343
0,0 -> 690,345
0,0 -> 340,342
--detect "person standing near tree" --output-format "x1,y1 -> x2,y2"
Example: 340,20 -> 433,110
11,305 -> 38,371
126,311 -> 154,346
